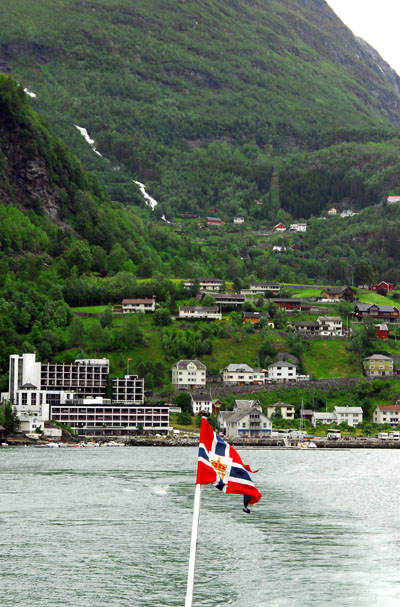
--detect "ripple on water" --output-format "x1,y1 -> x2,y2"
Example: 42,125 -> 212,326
2,448 -> 400,607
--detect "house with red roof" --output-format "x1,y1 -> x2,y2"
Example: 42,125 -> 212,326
369,280 -> 394,292
273,223 -> 286,232
373,405 -> 400,426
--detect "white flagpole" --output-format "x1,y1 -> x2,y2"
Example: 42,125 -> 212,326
185,483 -> 202,607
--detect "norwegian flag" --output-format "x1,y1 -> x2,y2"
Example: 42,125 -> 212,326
196,417 -> 261,513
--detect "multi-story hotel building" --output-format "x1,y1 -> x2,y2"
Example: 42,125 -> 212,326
40,358 -> 109,396
8,353 -> 42,403
4,354 -> 170,435
50,396 -> 169,434
112,375 -> 144,403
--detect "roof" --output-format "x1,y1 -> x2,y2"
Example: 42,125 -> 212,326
272,298 -> 301,304
376,405 -> 400,412
180,306 -> 219,312
191,389 -> 212,401
206,216 -> 221,221
234,399 -> 259,410
223,363 -> 254,373
292,321 -> 319,328
317,316 -> 342,322
373,305 -> 398,312
364,354 -> 393,361
322,287 -> 354,295
242,311 -> 270,319
334,406 -> 363,414
268,360 -> 296,368
199,277 -> 223,283
355,303 -> 372,311
122,299 -> 155,304
211,293 -> 245,300
275,352 -> 299,364
20,382 -> 38,389
173,359 -> 206,370
356,303 -> 398,312
313,412 -> 336,420
225,406 -> 269,425
268,401 -> 295,409
377,324 -> 389,330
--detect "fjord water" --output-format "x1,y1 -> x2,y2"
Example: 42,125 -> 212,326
1,448 -> 400,607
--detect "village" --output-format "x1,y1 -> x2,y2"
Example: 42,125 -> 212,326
2,272 -> 400,446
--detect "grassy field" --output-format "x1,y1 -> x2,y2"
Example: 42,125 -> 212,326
302,341 -> 362,379
356,291 -> 399,305
72,305 -> 107,314
290,288 -> 323,298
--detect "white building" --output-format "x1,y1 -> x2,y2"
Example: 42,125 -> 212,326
112,375 -> 144,404
267,360 -> 297,382
7,353 -> 41,404
221,364 -> 264,385
387,196 -> 400,204
289,223 -> 307,232
249,283 -> 280,294
317,316 -> 343,336
373,405 -> 400,426
13,382 -> 49,434
178,306 -> 222,320
191,390 -> 213,415
41,358 -> 109,397
121,298 -> 156,313
233,217 -> 245,224
171,360 -> 207,389
218,400 -> 271,439
334,406 -> 363,427
199,278 -> 223,291
312,412 -> 337,426
50,397 -> 170,434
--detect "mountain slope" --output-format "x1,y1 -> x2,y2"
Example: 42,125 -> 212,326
1,0 -> 400,216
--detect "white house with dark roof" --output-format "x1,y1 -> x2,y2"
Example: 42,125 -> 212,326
171,360 -> 207,389
122,298 -> 156,313
179,306 -> 222,320
205,292 -> 245,309
191,389 -> 213,415
267,360 -> 297,382
221,364 -> 265,385
218,400 -> 271,439
317,316 -> 343,336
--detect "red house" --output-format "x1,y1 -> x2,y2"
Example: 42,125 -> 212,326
273,223 -> 286,232
376,324 -> 389,340
271,298 -> 301,311
206,216 -> 222,225
369,281 -> 394,292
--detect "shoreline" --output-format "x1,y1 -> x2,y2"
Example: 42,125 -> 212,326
3,437 -> 400,449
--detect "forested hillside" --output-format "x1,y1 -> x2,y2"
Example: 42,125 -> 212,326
4,1 -> 400,392
2,0 -> 400,218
